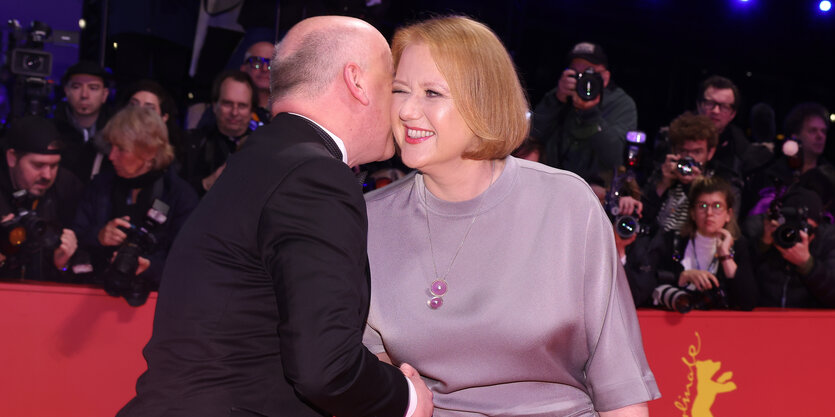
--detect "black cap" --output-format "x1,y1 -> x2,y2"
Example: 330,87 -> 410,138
61,60 -> 110,86
782,187 -> 823,224
4,116 -> 63,154
567,42 -> 608,67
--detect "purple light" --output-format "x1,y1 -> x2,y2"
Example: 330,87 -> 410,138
821,1 -> 832,12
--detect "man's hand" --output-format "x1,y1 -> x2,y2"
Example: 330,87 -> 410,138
761,218 -> 779,247
400,363 -> 433,417
98,216 -> 131,246
202,163 -> 227,191
776,230 -> 812,268
657,154 -> 680,196
556,68 -> 577,104
555,68 -> 602,111
679,269 -> 719,291
53,229 -> 78,270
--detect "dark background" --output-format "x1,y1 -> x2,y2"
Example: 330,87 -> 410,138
3,0 -> 834,158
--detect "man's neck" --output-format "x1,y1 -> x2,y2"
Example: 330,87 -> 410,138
257,89 -> 270,109
802,152 -> 819,174
73,112 -> 99,130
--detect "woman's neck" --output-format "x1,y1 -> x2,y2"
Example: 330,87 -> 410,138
423,158 -> 504,202
696,230 -> 721,240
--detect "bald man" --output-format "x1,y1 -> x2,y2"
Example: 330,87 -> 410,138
118,16 -> 432,417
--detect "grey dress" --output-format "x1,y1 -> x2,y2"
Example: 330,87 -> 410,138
363,157 -> 660,416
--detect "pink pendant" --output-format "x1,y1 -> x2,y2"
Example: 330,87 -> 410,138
430,280 -> 448,296
427,296 -> 444,309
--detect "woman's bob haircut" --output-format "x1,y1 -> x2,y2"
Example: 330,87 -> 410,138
391,16 -> 530,160
101,105 -> 174,171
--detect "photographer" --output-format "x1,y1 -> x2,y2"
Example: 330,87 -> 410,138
741,102 -> 831,217
531,42 -> 637,181
746,188 -> 835,308
181,70 -> 257,196
0,116 -> 83,280
73,106 -> 197,294
643,112 -> 742,233
588,172 -> 645,265
628,177 -> 756,311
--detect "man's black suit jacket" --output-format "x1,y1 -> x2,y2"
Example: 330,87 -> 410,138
118,113 -> 409,417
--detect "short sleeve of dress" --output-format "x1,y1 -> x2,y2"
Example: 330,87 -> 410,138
582,204 -> 662,412
363,322 -> 386,355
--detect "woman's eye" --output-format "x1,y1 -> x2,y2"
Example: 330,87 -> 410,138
426,89 -> 441,97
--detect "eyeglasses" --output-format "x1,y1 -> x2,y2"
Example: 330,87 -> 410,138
699,99 -> 734,114
695,201 -> 726,213
245,56 -> 270,71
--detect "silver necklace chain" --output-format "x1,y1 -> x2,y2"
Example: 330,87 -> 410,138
423,160 -> 495,309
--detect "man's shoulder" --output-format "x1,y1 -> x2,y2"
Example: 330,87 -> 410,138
52,167 -> 84,197
722,124 -> 750,145
602,85 -> 637,109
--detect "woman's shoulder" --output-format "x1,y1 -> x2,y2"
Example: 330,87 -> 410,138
514,157 -> 593,189
510,157 -> 600,206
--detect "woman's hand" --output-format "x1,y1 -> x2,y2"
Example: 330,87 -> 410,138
618,196 -> 643,218
716,228 -> 734,257
679,269 -> 719,291
98,216 -> 131,247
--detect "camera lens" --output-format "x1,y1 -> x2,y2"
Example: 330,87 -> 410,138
773,224 -> 800,249
615,215 -> 639,239
676,157 -> 699,176
23,54 -> 44,71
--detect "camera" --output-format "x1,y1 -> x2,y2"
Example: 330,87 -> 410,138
606,201 -> 643,239
0,190 -> 62,269
676,156 -> 702,176
652,284 -> 729,313
603,131 -> 651,239
571,68 -> 604,102
103,199 -> 170,306
9,20 -> 53,78
767,201 -> 810,249
624,131 -> 646,169
4,19 -> 78,118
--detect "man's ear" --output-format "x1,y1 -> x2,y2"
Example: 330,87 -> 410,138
602,70 -> 611,88
343,62 -> 370,106
6,149 -> 17,168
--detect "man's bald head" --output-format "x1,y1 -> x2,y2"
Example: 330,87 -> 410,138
269,16 -> 389,106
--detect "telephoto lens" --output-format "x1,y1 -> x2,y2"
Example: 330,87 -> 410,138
652,284 -> 693,313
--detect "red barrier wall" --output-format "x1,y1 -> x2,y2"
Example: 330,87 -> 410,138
1,281 -> 832,416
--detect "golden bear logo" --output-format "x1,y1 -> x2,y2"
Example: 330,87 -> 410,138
675,332 -> 737,417
692,359 -> 737,417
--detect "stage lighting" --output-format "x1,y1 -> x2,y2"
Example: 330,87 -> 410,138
820,1 -> 832,12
